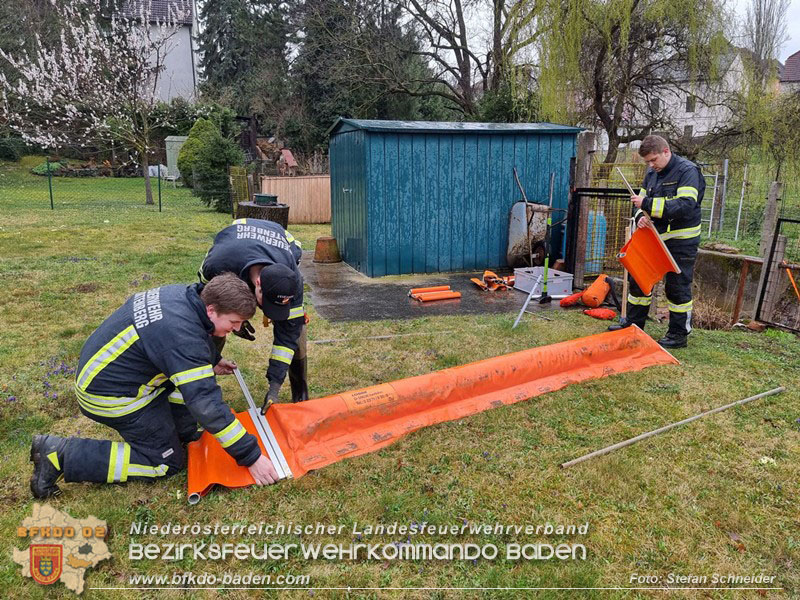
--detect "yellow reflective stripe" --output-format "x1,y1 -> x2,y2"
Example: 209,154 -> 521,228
288,306 -> 305,319
106,443 -> 118,483
232,218 -> 246,225
75,384 -> 163,408
650,197 -> 666,219
47,452 -> 60,471
128,463 -> 168,478
168,390 -> 184,404
660,225 -> 701,240
214,419 -> 247,448
638,188 -> 647,196
270,345 -> 294,364
76,325 -> 140,391
628,294 -> 652,306
76,386 -> 161,417
107,442 -> 128,483
121,444 -> 131,482
170,365 -> 214,386
677,186 -> 698,200
198,269 -> 209,284
668,299 -> 693,313
285,231 -> 295,243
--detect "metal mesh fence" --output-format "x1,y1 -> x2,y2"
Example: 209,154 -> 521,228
758,218 -> 800,332
591,157 -> 800,256
0,156 -> 231,213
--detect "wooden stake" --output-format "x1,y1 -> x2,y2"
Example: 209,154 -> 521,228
560,387 -> 785,469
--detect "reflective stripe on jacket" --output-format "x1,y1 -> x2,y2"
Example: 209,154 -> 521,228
638,154 -> 705,243
75,284 -> 261,467
199,218 -> 304,386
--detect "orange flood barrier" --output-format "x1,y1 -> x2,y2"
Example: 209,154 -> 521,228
408,285 -> 451,296
187,327 -> 678,502
411,290 -> 462,302
617,226 -> 680,295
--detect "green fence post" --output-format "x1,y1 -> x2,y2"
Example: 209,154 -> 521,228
158,164 -> 162,212
47,157 -> 54,210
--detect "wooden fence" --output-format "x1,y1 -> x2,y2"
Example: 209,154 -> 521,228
260,175 -> 331,224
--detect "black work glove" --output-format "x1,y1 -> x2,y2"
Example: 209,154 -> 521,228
261,380 -> 282,414
232,319 -> 256,341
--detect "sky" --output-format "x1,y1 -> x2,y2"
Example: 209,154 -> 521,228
779,0 -> 800,61
732,0 -> 800,62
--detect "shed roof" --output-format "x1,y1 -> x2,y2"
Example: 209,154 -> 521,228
328,118 -> 582,137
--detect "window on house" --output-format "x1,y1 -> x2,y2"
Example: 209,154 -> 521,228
683,125 -> 694,139
685,95 -> 696,112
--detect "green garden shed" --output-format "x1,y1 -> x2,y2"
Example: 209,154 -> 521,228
328,118 -> 582,277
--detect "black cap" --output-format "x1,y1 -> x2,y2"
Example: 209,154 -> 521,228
259,263 -> 298,320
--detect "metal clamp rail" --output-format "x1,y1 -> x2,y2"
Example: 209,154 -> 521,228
233,368 -> 293,480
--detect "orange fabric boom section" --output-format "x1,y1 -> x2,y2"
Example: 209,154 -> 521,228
618,226 -> 680,295
187,327 -> 678,500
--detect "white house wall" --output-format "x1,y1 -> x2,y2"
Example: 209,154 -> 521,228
152,24 -> 196,102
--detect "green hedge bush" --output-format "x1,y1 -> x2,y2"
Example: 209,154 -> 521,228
192,127 -> 245,213
30,160 -> 64,175
176,118 -> 218,187
0,137 -> 27,161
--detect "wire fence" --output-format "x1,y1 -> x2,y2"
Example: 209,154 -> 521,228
590,157 -> 800,256
0,156 -> 234,214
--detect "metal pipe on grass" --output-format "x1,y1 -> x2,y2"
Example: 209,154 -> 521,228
560,387 -> 785,469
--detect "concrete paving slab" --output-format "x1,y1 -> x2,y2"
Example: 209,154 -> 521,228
300,252 -> 570,322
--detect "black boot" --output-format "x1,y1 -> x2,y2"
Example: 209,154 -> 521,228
657,333 -> 688,348
288,356 -> 309,403
607,318 -> 634,332
30,434 -> 67,499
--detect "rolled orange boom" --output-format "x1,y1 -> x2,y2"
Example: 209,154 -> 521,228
617,225 -> 680,295
411,290 -> 462,302
187,327 -> 678,502
408,285 -> 451,296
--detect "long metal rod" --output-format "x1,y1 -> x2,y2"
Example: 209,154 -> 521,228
233,368 -> 257,412
233,368 -> 293,479
560,387 -> 785,469
615,167 -> 636,196
512,276 -> 541,328
734,164 -> 748,241
311,330 -> 457,345
707,173 -> 719,237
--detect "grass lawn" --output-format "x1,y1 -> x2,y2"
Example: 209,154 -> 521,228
1,157 -> 799,599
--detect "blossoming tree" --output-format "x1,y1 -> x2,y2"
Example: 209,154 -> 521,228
0,0 -> 187,204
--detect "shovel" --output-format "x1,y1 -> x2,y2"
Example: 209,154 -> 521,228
539,173 -> 555,304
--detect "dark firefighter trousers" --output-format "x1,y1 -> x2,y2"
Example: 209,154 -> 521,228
624,241 -> 698,337
62,387 -> 198,484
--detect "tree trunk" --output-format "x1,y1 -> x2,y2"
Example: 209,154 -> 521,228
141,152 -> 154,205
603,131 -> 620,163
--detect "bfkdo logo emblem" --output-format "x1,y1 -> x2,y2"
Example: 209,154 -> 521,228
30,544 -> 63,585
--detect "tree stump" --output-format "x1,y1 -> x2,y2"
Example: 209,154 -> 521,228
235,202 -> 290,229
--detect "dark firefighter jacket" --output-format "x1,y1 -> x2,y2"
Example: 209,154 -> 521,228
635,153 -> 706,246
199,218 -> 304,386
74,283 -> 261,467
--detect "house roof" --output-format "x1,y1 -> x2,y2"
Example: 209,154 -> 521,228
121,0 -> 193,26
782,50 -> 800,82
328,118 -> 583,137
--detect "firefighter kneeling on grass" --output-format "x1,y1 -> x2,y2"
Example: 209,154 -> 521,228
30,273 -> 279,499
